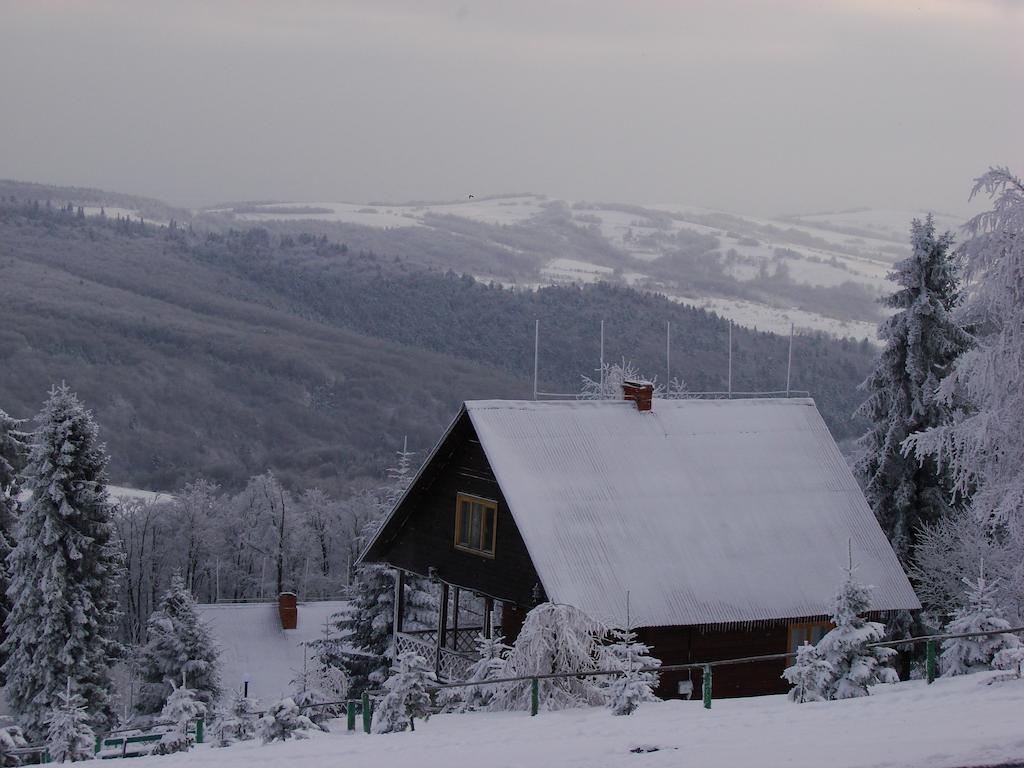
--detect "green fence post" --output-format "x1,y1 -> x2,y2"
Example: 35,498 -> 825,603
362,691 -> 371,733
927,639 -> 937,684
196,716 -> 204,744
530,678 -> 539,717
347,700 -> 356,731
94,734 -> 102,755
702,665 -> 712,709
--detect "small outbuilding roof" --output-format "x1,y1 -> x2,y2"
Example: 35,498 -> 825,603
458,397 -> 918,628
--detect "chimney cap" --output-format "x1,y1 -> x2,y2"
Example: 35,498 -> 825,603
622,379 -> 654,411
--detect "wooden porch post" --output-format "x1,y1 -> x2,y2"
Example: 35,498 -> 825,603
483,597 -> 494,639
435,582 -> 449,676
452,587 -> 460,648
392,569 -> 406,638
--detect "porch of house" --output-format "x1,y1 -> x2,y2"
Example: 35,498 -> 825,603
391,569 -> 526,682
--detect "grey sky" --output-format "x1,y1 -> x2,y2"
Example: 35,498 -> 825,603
1,0 -> 1021,216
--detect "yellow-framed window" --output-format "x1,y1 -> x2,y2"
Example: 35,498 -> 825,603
787,621 -> 832,654
454,493 -> 498,557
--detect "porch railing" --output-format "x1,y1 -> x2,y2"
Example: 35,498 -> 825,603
396,628 -> 481,682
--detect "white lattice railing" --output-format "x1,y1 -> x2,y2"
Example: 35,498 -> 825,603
395,631 -> 477,682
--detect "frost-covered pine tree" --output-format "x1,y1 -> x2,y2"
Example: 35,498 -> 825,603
440,633 -> 510,713
816,561 -> 899,699
490,603 -> 606,712
135,570 -> 221,717
941,564 -> 1019,676
371,652 -> 434,734
602,625 -> 661,716
2,385 -> 124,738
905,168 -> 1024,526
211,691 -> 258,747
45,682 -> 95,763
256,698 -> 315,743
152,682 -> 205,755
782,642 -> 834,703
320,442 -> 435,694
856,215 -> 970,566
0,408 -> 26,683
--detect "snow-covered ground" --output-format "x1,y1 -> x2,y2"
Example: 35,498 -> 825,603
672,294 -> 881,340
131,672 -> 1024,768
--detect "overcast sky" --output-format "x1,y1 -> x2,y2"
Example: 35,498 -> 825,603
1,0 -> 1021,216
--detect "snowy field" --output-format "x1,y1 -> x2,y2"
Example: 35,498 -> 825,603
131,672 -> 1024,768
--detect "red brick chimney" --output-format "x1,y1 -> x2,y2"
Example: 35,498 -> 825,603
622,379 -> 654,411
278,592 -> 297,630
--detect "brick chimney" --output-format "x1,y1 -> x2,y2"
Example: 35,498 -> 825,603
278,592 -> 298,630
622,379 -> 654,411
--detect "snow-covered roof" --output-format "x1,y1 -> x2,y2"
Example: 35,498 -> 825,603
463,397 -> 919,628
196,600 -> 346,703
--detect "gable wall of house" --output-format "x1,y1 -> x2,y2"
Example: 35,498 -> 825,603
370,412 -> 544,608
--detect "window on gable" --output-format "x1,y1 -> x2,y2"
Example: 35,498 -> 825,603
454,493 -> 497,557
787,621 -> 832,655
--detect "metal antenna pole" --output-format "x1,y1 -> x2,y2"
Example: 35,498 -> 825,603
727,321 -> 733,398
786,323 -> 794,397
600,320 -> 605,390
533,319 -> 539,401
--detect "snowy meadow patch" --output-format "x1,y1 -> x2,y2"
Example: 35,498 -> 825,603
124,673 -> 1024,768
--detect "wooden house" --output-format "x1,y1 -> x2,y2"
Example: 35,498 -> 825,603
361,385 -> 920,698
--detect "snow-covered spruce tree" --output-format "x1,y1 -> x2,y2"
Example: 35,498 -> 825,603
490,603 -> 606,712
0,408 -> 26,684
45,682 -> 95,763
371,652 -> 435,734
904,168 -> 1024,526
815,563 -> 899,699
2,385 -> 124,738
941,564 -> 1019,676
439,632 -> 510,713
290,653 -> 347,732
256,698 -> 315,743
782,642 -> 834,703
135,570 -> 221,717
151,683 -> 205,755
602,626 -> 661,716
211,690 -> 258,747
856,215 -> 970,567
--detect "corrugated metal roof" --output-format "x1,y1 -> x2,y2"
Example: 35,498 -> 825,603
465,397 -> 920,628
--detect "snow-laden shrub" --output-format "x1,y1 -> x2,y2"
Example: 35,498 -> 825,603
602,626 -> 661,716
0,726 -> 28,767
439,633 -> 510,713
152,684 -> 206,755
45,685 -> 95,763
782,642 -> 834,703
816,564 -> 899,699
372,652 -> 434,734
489,603 -> 606,712
211,691 -> 259,747
257,698 -> 315,744
291,656 -> 348,732
941,567 -> 1019,676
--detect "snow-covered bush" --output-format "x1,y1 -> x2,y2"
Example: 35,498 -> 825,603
816,564 -> 899,699
372,652 -> 435,734
136,571 -> 221,717
490,603 -> 606,712
152,683 -> 206,755
602,626 -> 661,716
440,633 -> 510,713
211,691 -> 259,747
256,698 -> 315,744
0,726 -> 28,766
782,642 -> 834,703
941,566 -> 1019,676
45,684 -> 95,763
290,655 -> 347,733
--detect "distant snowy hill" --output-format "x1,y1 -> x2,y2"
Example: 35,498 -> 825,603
199,195 -> 967,340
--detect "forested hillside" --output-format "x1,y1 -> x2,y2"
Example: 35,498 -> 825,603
0,198 -> 875,494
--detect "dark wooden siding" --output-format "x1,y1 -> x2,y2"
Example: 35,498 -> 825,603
639,624 -> 791,699
364,410 -> 545,608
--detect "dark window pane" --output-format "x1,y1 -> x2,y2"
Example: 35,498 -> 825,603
457,501 -> 472,546
469,503 -> 483,549
482,507 -> 495,553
